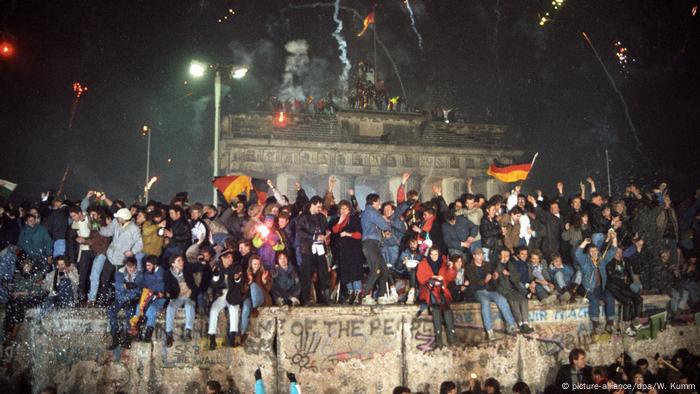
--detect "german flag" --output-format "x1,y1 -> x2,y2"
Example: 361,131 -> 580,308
213,175 -> 268,204
487,153 -> 539,183
357,10 -> 375,37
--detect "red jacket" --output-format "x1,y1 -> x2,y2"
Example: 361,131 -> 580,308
416,256 -> 457,305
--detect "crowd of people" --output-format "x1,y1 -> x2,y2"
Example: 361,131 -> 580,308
390,347 -> 699,394
0,173 -> 698,350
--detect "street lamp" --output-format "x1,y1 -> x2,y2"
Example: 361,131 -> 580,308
142,124 -> 152,201
189,60 -> 249,206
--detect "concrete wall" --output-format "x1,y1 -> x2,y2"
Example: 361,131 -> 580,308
2,295 -> 697,394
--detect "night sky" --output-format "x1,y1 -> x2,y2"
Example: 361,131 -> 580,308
1,0 -> 698,203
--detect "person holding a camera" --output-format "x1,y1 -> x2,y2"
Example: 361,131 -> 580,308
107,256 -> 140,350
416,246 -> 458,348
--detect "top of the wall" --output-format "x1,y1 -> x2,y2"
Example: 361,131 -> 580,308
221,110 -> 518,150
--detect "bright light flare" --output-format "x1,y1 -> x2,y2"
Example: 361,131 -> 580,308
145,176 -> 158,191
142,125 -> 149,134
231,67 -> 248,79
693,5 -> 697,16
189,61 -> 206,77
0,42 -> 13,57
256,224 -> 270,238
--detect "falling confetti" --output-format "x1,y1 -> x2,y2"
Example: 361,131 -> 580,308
69,82 -> 88,128
404,0 -> 423,50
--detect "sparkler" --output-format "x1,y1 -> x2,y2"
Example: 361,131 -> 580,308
404,0 -> 423,50
145,176 -> 158,191
69,82 -> 87,128
581,32 -> 643,152
692,5 -> 697,16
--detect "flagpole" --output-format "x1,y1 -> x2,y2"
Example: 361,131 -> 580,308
605,149 -> 612,196
518,152 -> 539,189
373,8 -> 378,85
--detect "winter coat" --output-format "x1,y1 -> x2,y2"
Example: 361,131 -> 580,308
297,212 -> 329,254
114,267 -> 141,304
43,205 -> 69,241
535,206 -> 564,259
18,224 -> 53,259
252,228 -> 285,270
185,261 -> 211,301
210,262 -> 237,299
168,218 -> 191,249
135,266 -> 165,293
141,221 -> 163,256
100,220 -> 143,266
464,208 -> 483,241
226,274 -> 248,306
492,259 -> 526,299
498,213 -> 521,252
416,255 -> 456,305
271,265 -> 301,298
330,214 -> 364,284
465,261 -> 496,292
588,204 -> 608,234
442,216 -> 478,253
479,216 -> 503,250
44,267 -> 80,304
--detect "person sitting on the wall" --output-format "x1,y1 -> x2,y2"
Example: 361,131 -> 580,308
416,246 -> 458,348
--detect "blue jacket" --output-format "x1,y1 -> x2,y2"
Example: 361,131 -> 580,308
135,266 -> 165,293
18,224 -> 53,258
575,245 -> 617,292
548,263 -> 575,289
361,206 -> 391,242
114,268 -> 142,304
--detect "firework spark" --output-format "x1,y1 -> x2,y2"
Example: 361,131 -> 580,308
538,0 -> 565,26
69,82 -> 88,128
217,8 -> 235,23
581,32 -> 643,152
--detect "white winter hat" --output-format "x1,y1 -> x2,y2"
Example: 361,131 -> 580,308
113,208 -> 133,221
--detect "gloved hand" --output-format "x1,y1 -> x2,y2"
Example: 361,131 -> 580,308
254,368 -> 262,381
286,372 -> 297,383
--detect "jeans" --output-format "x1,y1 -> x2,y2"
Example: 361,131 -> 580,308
212,233 -> 230,249
241,283 -> 264,334
135,252 -> 145,272
345,280 -> 362,293
208,294 -> 240,335
381,245 -> 399,267
591,233 -> 605,251
482,247 -> 492,263
587,286 -> 616,321
88,254 -> 106,302
166,296 -> 195,333
108,299 -> 136,336
553,271 -> 568,290
52,239 -> 66,257
135,297 -> 166,328
475,289 -> 516,331
607,283 -> 643,321
363,240 -> 389,297
671,288 -> 689,314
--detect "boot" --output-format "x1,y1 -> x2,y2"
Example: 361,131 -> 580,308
121,333 -> 132,349
318,290 -> 330,306
443,309 -> 457,345
143,327 -> 154,342
347,291 -> 357,305
208,334 -> 217,351
432,310 -> 445,348
227,331 -> 236,347
240,333 -> 248,346
183,329 -> 192,342
166,332 -> 174,348
108,334 -> 121,350
592,320 -> 604,335
605,320 -> 615,334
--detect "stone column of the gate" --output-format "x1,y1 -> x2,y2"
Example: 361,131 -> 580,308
276,306 -> 405,393
353,175 -> 393,205
275,173 -> 297,200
